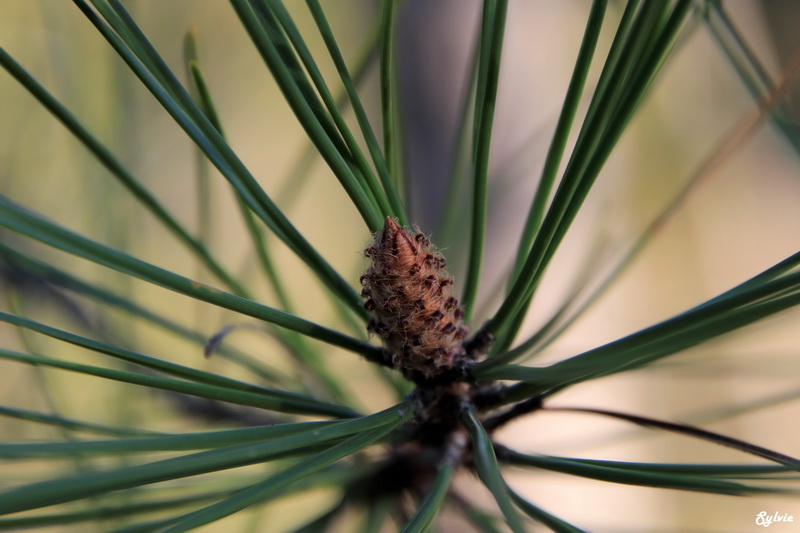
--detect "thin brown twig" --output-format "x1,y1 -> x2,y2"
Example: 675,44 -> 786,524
544,406 -> 800,469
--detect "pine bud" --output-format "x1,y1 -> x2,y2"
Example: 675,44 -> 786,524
361,217 -> 468,379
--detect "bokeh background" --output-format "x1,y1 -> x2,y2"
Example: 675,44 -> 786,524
1,1 -> 800,531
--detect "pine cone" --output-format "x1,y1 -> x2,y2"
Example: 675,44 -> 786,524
361,217 -> 468,379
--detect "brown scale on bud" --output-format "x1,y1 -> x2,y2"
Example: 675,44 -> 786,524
361,217 -> 468,379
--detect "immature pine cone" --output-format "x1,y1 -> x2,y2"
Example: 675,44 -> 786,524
360,217 -> 468,379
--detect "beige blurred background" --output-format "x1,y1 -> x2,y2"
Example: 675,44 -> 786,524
1,1 -> 800,532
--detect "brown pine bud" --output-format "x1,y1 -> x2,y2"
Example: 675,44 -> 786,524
360,217 -> 467,379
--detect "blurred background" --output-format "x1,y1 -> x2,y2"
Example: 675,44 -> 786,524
1,1 -> 800,531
